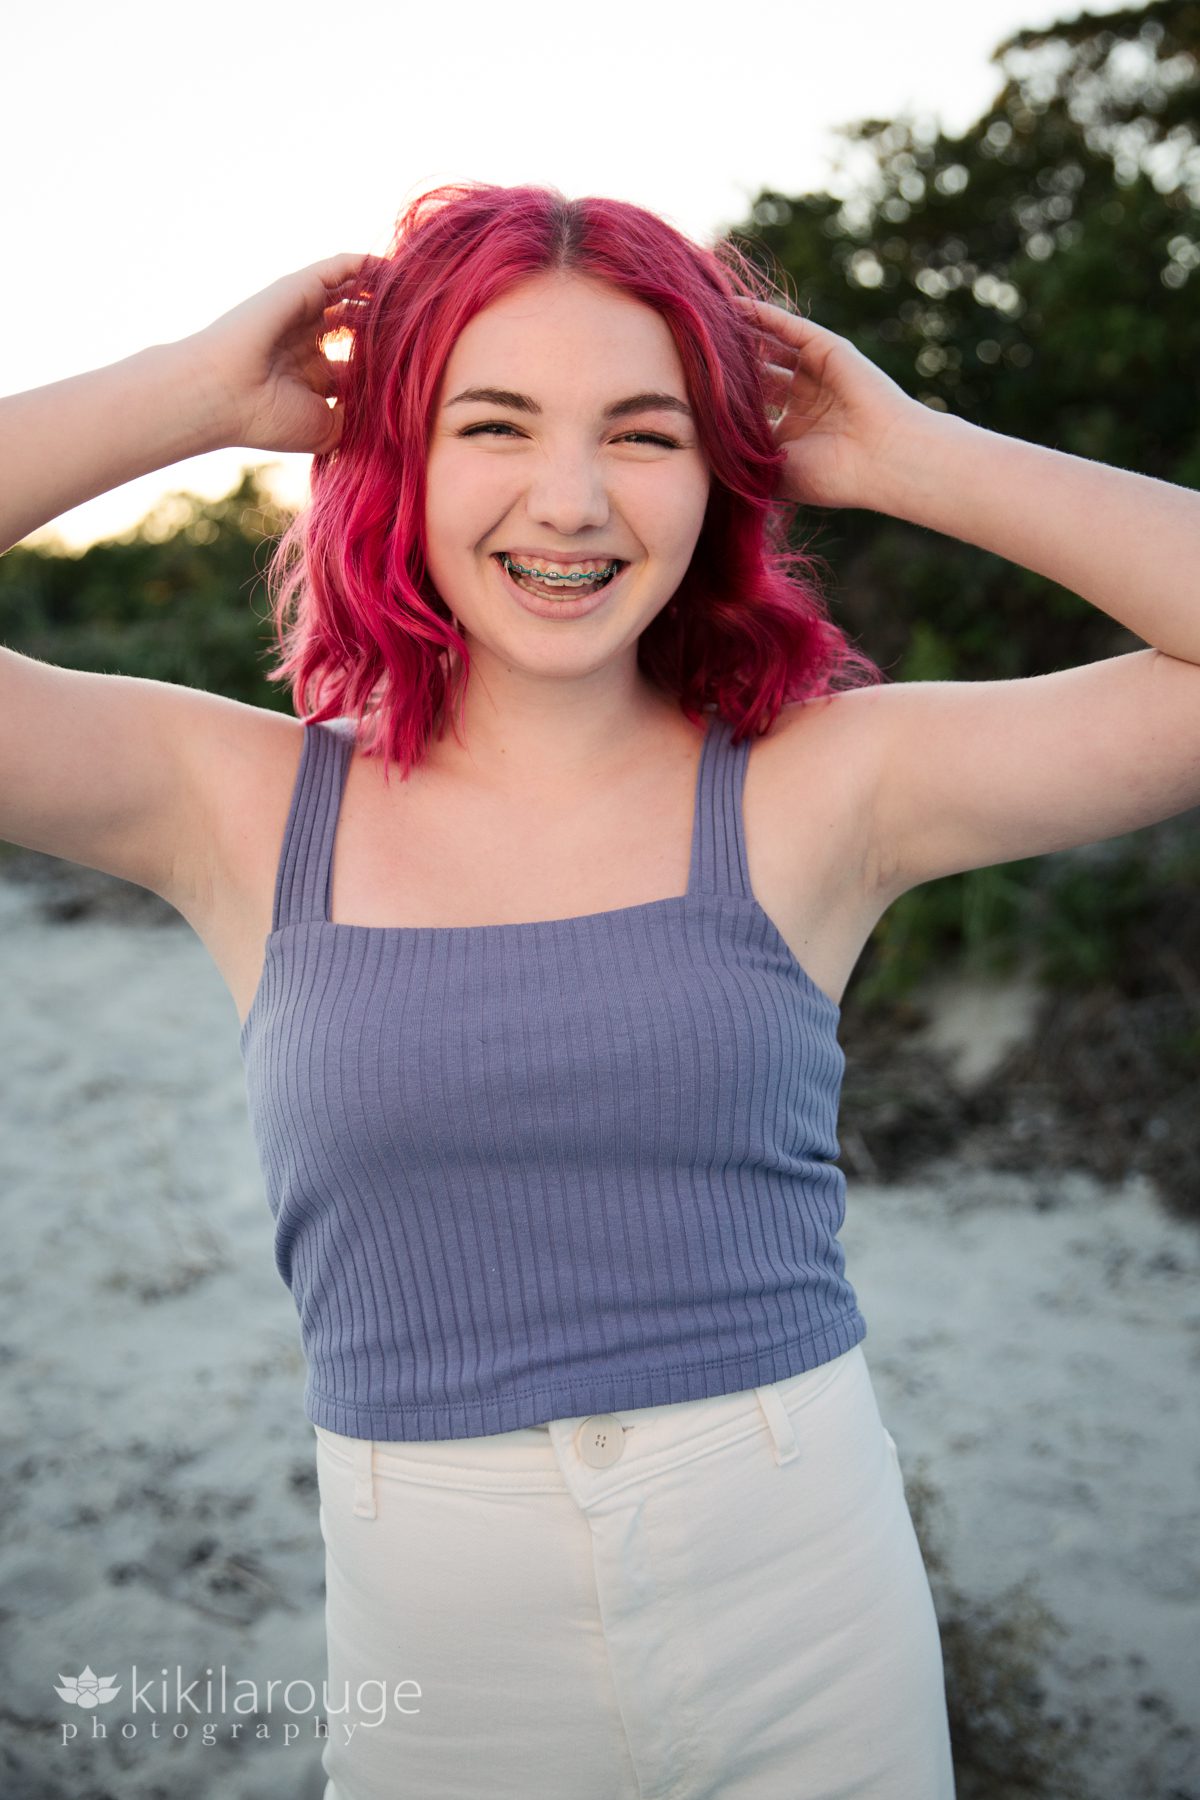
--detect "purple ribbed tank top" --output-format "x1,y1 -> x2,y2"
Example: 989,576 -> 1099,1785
239,711 -> 866,1440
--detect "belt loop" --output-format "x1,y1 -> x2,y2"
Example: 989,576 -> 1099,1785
351,1438 -> 377,1518
755,1384 -> 799,1467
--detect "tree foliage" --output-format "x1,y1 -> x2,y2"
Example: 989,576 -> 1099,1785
725,0 -> 1199,690
0,470 -> 294,708
721,0 -> 1200,1007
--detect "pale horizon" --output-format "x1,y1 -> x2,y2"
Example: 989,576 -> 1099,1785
7,0 -> 1133,555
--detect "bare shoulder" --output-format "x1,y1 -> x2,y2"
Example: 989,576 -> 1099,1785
0,645 -> 306,920
754,683 -> 894,890
762,682 -> 892,758
166,690 -> 304,927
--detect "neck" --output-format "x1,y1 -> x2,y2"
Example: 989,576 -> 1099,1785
431,651 -> 687,798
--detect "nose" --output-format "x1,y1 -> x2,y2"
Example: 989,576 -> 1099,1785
523,448 -> 614,540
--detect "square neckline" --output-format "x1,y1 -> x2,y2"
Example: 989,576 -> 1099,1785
238,712 -> 842,1053
320,712 -> 719,934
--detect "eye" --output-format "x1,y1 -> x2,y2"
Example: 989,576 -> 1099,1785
459,422 -> 681,448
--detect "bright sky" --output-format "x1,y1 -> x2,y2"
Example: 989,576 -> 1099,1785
8,0 -> 1132,554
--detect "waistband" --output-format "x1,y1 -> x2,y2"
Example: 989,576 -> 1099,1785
314,1346 -> 866,1515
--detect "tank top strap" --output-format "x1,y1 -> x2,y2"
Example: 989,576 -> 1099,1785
687,713 -> 755,901
273,718 -> 357,930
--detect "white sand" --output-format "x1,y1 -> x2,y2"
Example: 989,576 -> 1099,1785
0,874 -> 1196,1798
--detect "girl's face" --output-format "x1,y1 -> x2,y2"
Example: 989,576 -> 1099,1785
424,271 -> 711,676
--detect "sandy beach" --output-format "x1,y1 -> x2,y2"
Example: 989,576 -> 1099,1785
0,858 -> 1196,1799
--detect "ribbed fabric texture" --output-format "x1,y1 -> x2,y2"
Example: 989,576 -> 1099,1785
239,713 -> 866,1441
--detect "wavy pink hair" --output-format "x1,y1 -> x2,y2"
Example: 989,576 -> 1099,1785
261,180 -> 884,781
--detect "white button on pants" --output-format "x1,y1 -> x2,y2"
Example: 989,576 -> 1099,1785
576,1414 -> 627,1467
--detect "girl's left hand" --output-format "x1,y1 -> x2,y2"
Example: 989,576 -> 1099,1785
732,294 -> 928,511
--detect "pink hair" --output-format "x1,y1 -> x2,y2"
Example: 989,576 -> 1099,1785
261,180 -> 885,782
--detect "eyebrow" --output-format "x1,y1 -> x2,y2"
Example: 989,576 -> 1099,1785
444,385 -> 693,422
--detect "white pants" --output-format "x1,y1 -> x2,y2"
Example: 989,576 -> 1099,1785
313,1343 -> 955,1799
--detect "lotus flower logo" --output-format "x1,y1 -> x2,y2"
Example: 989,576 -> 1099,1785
55,1665 -> 122,1707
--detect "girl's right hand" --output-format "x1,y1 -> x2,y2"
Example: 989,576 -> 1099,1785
182,252 -> 374,456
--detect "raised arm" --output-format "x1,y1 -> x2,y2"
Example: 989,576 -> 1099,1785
734,294 -> 1200,899
841,410 -> 1200,898
0,341 -> 223,556
2,250 -> 369,554
0,253 -> 368,901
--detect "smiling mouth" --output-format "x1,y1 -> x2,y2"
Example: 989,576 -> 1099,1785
494,553 -> 626,597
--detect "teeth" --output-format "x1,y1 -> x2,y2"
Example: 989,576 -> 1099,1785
502,555 -> 618,583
